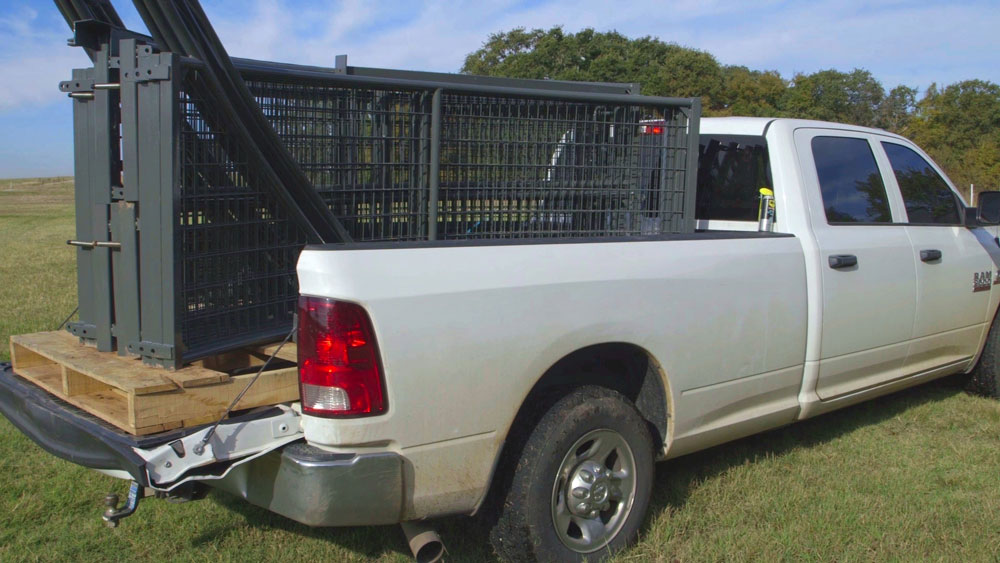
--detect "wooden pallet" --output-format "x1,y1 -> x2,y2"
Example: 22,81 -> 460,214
9,331 -> 298,436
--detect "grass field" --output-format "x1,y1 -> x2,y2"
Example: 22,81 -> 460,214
2,178 -> 1000,561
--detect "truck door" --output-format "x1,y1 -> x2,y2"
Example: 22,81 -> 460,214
794,129 -> 917,400
876,138 -> 996,373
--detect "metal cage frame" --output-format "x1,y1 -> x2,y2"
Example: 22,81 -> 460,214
62,30 -> 700,368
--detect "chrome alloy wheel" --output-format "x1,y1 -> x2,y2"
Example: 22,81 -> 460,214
550,428 -> 638,553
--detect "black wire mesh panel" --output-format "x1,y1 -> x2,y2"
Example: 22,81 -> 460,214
246,79 -> 432,242
175,68 -> 694,362
435,93 -> 688,239
242,76 -> 692,241
178,69 -> 310,359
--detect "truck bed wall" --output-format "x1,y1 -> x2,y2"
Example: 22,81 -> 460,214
296,233 -> 808,517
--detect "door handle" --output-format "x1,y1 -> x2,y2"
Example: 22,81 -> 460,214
920,249 -> 942,262
828,254 -> 858,269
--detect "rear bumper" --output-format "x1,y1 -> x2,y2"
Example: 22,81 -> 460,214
0,362 -> 404,526
209,441 -> 405,526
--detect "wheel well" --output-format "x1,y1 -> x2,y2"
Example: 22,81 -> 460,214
476,344 -> 669,519
516,343 -> 668,450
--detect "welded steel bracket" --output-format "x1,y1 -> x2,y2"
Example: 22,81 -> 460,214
58,77 -> 95,93
127,45 -> 171,83
66,322 -> 98,339
134,406 -> 302,486
125,341 -> 174,361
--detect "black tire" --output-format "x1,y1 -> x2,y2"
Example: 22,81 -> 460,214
969,313 -> 1000,397
489,386 -> 654,562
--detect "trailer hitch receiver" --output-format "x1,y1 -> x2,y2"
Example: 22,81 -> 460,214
102,481 -> 143,528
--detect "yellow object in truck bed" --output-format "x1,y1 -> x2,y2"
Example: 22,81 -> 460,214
8,331 -> 298,435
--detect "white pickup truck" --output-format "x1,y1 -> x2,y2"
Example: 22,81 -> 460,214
4,117 -> 1000,562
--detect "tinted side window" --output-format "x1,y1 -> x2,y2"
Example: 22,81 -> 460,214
881,142 -> 961,224
695,135 -> 772,221
811,136 -> 891,223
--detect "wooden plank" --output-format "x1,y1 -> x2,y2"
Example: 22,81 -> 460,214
11,331 -> 177,394
256,342 -> 297,363
13,364 -> 134,433
63,366 -> 115,396
131,366 -> 299,430
162,365 -> 229,389
10,341 -> 54,370
70,390 -> 133,432
15,364 -> 64,395
197,350 -> 263,373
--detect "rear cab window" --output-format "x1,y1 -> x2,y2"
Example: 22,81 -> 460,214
695,135 -> 772,222
810,136 -> 892,224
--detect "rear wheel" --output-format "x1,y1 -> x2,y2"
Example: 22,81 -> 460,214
489,386 -> 654,562
969,314 -> 1000,398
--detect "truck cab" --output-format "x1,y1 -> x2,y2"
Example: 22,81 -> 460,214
699,117 -> 1000,413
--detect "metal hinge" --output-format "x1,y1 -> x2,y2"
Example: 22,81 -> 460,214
58,78 -> 95,93
127,341 -> 175,361
123,61 -> 170,83
67,322 -> 98,339
59,78 -> 120,100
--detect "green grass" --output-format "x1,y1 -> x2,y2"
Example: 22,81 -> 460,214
0,177 -> 77,361
2,178 -> 1000,561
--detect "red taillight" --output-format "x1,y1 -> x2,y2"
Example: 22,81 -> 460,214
297,297 -> 386,417
641,123 -> 664,135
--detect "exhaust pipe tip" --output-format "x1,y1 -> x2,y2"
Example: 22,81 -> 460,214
400,521 -> 444,563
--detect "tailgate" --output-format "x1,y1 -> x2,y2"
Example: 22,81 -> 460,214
0,362 -> 302,489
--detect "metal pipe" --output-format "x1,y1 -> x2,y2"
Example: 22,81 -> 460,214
69,92 -> 95,100
427,88 -> 442,241
400,521 -> 444,563
67,239 -> 121,249
93,82 -> 120,90
223,59 -> 698,108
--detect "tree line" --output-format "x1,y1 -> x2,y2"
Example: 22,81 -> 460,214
462,28 -> 1000,198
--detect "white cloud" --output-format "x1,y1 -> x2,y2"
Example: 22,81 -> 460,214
0,7 -> 90,112
194,0 -> 999,92
1,0 -> 998,116
628,0 -> 1000,91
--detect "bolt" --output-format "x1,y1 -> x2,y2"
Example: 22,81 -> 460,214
572,487 -> 589,499
164,461 -> 172,468
588,509 -> 599,519
580,469 -> 594,484
576,501 -> 590,513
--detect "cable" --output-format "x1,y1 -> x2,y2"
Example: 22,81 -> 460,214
57,306 -> 80,331
192,319 -> 296,456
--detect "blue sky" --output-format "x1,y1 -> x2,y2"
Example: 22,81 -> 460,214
1,0 -> 998,178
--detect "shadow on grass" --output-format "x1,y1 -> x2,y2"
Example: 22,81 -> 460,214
191,493 -> 412,559
194,476 -> 496,562
197,376 -> 969,562
646,374 -> 969,519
